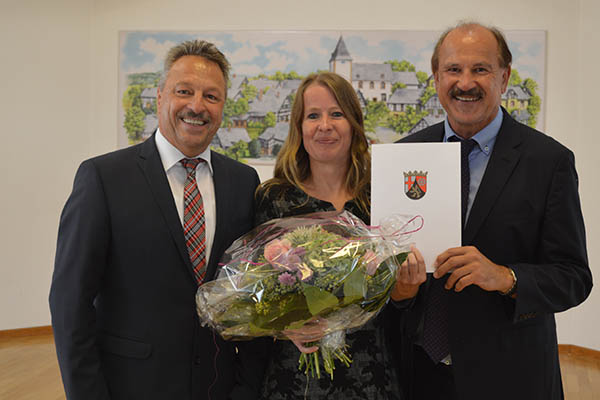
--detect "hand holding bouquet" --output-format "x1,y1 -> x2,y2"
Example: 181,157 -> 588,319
196,210 -> 422,379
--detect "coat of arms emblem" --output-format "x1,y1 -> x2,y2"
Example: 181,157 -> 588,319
404,170 -> 428,200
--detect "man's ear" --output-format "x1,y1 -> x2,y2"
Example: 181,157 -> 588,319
501,66 -> 511,93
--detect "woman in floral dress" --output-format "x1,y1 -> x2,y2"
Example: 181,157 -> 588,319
255,72 -> 402,400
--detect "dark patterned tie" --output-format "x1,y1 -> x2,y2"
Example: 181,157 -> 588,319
180,158 -> 207,285
422,136 -> 477,364
452,136 -> 477,225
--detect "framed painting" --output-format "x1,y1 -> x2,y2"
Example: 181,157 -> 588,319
119,30 -> 545,179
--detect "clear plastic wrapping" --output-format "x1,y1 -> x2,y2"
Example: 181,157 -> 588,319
196,210 -> 422,378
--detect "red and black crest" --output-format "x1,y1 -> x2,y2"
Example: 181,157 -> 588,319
404,171 -> 428,200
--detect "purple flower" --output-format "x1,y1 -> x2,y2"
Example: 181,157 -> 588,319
290,247 -> 306,257
278,272 -> 296,286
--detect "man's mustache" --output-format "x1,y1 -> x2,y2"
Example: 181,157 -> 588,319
178,111 -> 212,122
448,87 -> 483,98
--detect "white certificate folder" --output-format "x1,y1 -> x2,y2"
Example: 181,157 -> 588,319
371,143 -> 461,272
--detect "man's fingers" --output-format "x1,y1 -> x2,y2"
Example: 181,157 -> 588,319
452,272 -> 476,292
445,265 -> 472,290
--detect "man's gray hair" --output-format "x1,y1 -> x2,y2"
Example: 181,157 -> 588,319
158,39 -> 231,92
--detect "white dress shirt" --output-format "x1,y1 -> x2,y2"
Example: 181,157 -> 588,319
154,129 -> 216,263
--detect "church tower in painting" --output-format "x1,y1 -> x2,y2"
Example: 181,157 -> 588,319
329,36 -> 352,82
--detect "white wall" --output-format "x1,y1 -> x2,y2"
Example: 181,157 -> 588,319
1,0 -> 598,349
0,0 -> 92,329
554,0 -> 600,348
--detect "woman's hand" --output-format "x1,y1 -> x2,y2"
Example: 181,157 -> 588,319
391,244 -> 427,301
283,318 -> 328,354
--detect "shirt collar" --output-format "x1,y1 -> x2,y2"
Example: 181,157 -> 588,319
155,128 -> 213,175
443,106 -> 503,156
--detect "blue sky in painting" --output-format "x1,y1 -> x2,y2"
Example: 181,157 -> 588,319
120,30 -> 544,87
120,31 -> 440,77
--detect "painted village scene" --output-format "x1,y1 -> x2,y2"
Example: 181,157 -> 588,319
119,31 -> 545,166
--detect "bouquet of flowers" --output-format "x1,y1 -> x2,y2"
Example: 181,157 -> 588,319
196,210 -> 422,379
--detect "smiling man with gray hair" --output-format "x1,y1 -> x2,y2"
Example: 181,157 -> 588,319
50,39 -> 267,400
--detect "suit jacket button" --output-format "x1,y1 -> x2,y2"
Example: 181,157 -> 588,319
195,357 -> 203,365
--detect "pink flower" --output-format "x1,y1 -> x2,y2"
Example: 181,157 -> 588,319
278,272 -> 296,286
264,239 -> 293,270
363,250 -> 381,276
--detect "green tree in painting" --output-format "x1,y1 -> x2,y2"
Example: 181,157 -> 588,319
420,84 -> 437,106
287,92 -> 296,106
124,106 -> 146,143
248,139 -> 262,158
385,60 -> 416,72
505,68 -> 541,128
122,84 -> 147,142
416,71 -> 429,85
387,106 -> 428,133
246,121 -> 263,140
509,69 -> 522,86
233,97 -> 250,115
264,112 -> 276,128
213,141 -> 250,162
391,82 -> 407,93
211,145 -> 226,155
222,98 -> 235,127
266,70 -> 304,81
222,97 -> 250,127
247,112 -> 277,139
523,78 -> 541,127
227,141 -> 250,161
241,84 -> 258,100
122,84 -> 145,112
364,100 -> 391,133
270,71 -> 286,82
286,71 -> 303,80
127,72 -> 161,86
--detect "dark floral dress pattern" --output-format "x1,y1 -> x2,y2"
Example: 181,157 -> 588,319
255,184 -> 402,400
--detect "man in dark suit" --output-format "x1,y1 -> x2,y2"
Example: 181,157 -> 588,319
390,22 -> 592,400
50,40 -> 265,399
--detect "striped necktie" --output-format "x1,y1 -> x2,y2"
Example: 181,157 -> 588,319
180,158 -> 207,285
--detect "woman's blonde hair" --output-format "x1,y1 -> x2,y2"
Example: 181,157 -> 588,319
259,72 -> 370,215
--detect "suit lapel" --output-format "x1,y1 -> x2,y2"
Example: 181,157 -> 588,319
408,122 -> 444,142
428,126 -> 445,142
463,112 -> 522,244
137,135 -> 197,282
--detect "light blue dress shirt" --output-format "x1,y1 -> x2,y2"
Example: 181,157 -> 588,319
443,107 -> 504,222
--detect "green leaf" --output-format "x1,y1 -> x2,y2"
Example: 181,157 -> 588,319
343,266 -> 366,304
250,293 -> 311,332
302,284 -> 339,316
218,301 -> 256,327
